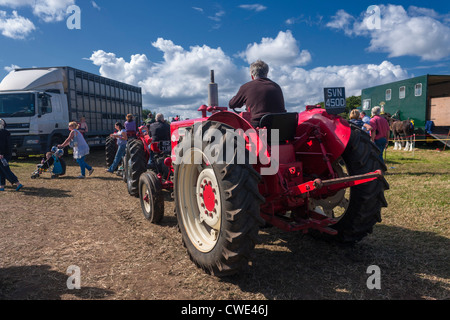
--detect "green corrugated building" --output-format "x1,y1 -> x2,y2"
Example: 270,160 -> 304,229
361,75 -> 450,135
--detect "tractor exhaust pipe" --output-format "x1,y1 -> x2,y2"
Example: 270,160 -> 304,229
208,70 -> 219,107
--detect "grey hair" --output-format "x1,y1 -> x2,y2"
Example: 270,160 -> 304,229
155,113 -> 164,122
372,106 -> 381,116
250,60 -> 269,79
0,118 -> 5,130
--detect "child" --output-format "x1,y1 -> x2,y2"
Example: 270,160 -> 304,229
78,116 -> 88,136
33,148 -> 66,179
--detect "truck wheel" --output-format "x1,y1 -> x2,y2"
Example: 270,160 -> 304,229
174,121 -> 265,276
105,136 -> 117,168
311,126 -> 389,243
126,139 -> 146,197
139,172 -> 164,223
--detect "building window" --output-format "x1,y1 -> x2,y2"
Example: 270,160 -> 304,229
415,83 -> 423,96
363,99 -> 371,110
399,86 -> 406,99
386,89 -> 392,101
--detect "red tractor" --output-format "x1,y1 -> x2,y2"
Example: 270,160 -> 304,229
119,76 -> 389,277
105,124 -> 173,223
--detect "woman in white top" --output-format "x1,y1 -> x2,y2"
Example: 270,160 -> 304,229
59,121 -> 94,179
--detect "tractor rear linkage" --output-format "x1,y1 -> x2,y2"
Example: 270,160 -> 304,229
261,170 -> 383,235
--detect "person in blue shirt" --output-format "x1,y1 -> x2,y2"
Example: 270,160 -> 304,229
360,111 -> 371,134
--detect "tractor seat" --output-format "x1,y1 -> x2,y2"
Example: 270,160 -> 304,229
259,112 -> 299,144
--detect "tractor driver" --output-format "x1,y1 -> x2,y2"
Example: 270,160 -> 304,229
229,60 -> 286,128
147,113 -> 171,166
149,113 -> 170,142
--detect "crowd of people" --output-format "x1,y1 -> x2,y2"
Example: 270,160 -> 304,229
349,107 -> 390,162
0,110 -> 174,191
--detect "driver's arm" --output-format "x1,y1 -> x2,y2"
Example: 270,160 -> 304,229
229,87 -> 246,110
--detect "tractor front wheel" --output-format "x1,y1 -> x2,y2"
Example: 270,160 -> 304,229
139,171 -> 164,223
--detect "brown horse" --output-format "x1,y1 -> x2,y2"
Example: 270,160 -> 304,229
385,113 -> 414,151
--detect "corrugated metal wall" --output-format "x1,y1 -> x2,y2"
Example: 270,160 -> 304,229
66,67 -> 142,135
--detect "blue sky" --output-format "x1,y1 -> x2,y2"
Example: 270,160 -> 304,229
0,0 -> 449,119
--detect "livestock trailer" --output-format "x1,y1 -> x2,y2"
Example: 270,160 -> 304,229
361,75 -> 450,146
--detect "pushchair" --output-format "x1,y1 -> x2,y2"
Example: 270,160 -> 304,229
31,146 -> 67,179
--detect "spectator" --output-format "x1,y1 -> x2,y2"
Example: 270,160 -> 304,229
106,122 -> 128,173
0,119 -> 23,191
369,106 -> 390,163
78,116 -> 88,136
125,114 -> 137,132
229,60 -> 286,128
349,109 -> 364,128
58,121 -> 94,179
360,111 -> 371,134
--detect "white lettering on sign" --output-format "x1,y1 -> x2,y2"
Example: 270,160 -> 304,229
324,87 -> 346,114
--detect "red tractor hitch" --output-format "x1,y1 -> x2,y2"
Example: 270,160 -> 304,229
261,170 -> 383,235
291,170 -> 383,197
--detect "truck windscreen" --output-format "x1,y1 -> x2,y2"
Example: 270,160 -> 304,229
0,93 -> 35,118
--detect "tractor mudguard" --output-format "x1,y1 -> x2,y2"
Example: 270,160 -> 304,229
296,107 -> 351,177
170,112 -> 269,169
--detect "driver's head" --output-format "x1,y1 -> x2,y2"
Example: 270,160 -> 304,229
250,60 -> 269,80
0,118 -> 5,130
156,113 -> 164,122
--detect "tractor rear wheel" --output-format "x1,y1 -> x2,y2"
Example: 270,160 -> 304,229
312,126 -> 389,243
174,121 -> 265,276
139,171 -> 164,223
126,139 -> 147,197
105,136 -> 117,168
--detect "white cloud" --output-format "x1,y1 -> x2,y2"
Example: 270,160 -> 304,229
0,10 -> 35,39
238,4 -> 267,12
89,39 -> 245,119
239,30 -> 312,67
327,4 -> 450,61
192,7 -> 203,13
0,0 -> 75,22
4,64 -> 21,72
273,60 -> 409,110
89,35 -> 409,119
91,1 -> 100,11
208,10 -> 225,21
326,10 -> 355,36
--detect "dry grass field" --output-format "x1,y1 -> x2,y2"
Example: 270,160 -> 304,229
0,144 -> 448,301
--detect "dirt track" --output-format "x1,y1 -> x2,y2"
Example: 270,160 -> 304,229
0,149 -> 448,300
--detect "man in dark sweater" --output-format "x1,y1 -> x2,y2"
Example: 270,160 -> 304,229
229,60 -> 286,128
149,113 -> 171,142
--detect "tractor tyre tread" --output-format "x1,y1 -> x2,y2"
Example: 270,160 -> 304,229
127,139 -> 147,197
331,126 -> 389,243
175,121 -> 264,277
